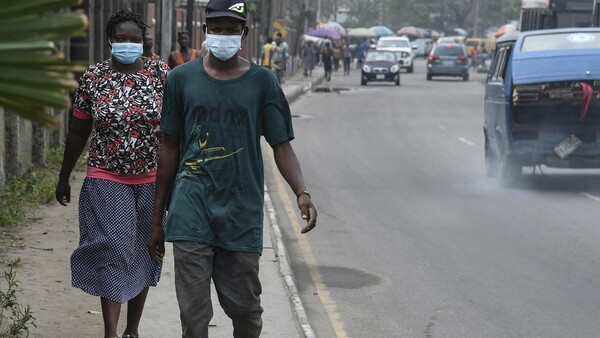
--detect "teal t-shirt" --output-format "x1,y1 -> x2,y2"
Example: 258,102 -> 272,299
160,58 -> 294,253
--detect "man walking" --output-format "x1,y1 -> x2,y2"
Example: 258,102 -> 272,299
147,0 -> 318,337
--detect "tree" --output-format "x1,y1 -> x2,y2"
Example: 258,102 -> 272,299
344,0 -> 380,28
0,0 -> 88,128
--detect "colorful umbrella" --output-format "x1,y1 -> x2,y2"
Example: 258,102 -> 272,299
347,27 -> 376,38
397,26 -> 423,38
369,26 -> 395,37
307,28 -> 341,40
319,21 -> 347,36
495,24 -> 517,38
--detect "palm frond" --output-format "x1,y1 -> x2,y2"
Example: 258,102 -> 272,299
0,0 -> 87,128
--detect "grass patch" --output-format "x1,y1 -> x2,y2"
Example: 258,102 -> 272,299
0,146 -> 85,228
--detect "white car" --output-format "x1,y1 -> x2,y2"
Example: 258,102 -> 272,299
376,36 -> 414,73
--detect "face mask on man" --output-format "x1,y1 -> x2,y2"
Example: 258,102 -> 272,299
205,32 -> 243,61
110,42 -> 143,64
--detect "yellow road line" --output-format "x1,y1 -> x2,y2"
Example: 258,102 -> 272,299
268,155 -> 349,338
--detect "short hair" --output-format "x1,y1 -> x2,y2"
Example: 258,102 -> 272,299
178,31 -> 190,38
266,37 -> 273,43
276,32 -> 283,38
106,10 -> 149,39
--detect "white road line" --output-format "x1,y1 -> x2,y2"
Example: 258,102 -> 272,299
437,124 -> 447,130
459,137 -> 475,146
581,192 -> 600,202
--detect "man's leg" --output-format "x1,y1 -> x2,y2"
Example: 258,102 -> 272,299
173,242 -> 214,338
213,249 -> 263,338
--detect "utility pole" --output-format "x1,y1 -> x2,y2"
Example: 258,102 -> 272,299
317,0 -> 321,23
334,0 -> 338,22
379,0 -> 384,25
186,0 -> 194,42
160,0 -> 173,60
474,0 -> 480,37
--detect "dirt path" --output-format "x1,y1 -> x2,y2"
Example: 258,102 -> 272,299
3,172 -> 108,337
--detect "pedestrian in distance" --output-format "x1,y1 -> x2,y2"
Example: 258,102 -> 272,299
301,40 -> 316,77
322,41 -> 333,81
146,0 -> 318,337
260,36 -> 273,68
342,43 -> 352,76
168,31 -> 200,69
270,37 -> 287,83
332,42 -> 341,72
143,32 -> 160,60
55,9 -> 169,338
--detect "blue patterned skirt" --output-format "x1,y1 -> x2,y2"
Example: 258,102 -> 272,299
71,177 -> 162,303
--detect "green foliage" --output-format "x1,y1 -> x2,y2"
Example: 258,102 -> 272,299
0,266 -> 36,338
0,146 -> 84,227
0,0 -> 88,128
344,0 -> 380,28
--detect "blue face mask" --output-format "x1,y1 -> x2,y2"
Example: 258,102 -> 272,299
206,33 -> 242,61
111,42 -> 143,64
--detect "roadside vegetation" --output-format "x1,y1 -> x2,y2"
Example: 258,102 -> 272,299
0,146 -> 85,337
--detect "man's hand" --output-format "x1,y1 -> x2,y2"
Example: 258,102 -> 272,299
147,222 -> 165,265
297,194 -> 317,234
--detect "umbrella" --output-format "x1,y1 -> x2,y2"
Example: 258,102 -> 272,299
347,27 -> 376,38
302,34 -> 326,45
453,27 -> 469,36
369,25 -> 395,37
495,24 -> 516,38
307,27 -> 341,40
319,21 -> 347,36
397,26 -> 423,38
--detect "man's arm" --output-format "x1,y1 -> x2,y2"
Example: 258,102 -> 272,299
147,133 -> 180,263
273,140 -> 317,234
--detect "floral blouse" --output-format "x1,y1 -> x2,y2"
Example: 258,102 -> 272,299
73,58 -> 170,175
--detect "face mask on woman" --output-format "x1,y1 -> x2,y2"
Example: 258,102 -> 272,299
205,33 -> 243,61
110,42 -> 143,64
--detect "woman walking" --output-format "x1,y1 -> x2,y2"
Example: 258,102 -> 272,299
55,10 -> 169,338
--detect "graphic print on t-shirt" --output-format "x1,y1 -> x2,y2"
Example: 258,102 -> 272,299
180,108 -> 246,178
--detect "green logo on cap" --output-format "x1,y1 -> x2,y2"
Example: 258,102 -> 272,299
228,3 -> 245,14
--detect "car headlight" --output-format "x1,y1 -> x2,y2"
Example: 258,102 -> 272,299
362,65 -> 371,73
390,65 -> 399,73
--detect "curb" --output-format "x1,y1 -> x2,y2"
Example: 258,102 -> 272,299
265,70 -> 325,337
264,191 -> 316,338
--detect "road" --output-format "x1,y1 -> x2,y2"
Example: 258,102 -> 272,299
264,59 -> 600,338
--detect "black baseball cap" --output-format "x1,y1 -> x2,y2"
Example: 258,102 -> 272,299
205,0 -> 247,22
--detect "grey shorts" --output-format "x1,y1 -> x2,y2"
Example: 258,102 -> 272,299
173,241 -> 263,338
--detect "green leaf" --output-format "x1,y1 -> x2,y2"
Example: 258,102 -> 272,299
0,0 -> 82,19
0,0 -> 88,128
0,97 -> 59,128
0,41 -> 54,52
0,68 -> 78,91
0,12 -> 88,42
0,81 -> 70,110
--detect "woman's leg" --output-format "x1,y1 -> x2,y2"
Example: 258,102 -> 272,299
123,287 -> 149,337
101,297 -> 121,338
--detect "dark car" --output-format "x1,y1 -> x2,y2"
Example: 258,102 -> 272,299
361,50 -> 400,86
484,28 -> 600,185
426,43 -> 470,81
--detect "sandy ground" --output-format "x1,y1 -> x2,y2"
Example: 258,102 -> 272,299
1,172 -> 114,337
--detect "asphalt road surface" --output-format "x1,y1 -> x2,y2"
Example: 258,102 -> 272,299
264,59 -> 600,338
